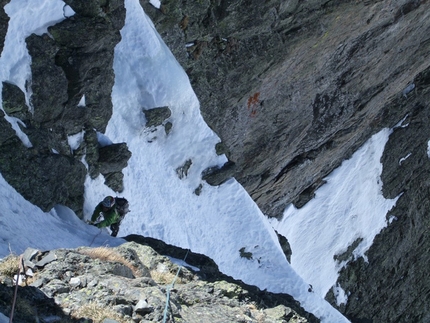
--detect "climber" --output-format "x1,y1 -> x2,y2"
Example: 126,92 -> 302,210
90,196 -> 129,237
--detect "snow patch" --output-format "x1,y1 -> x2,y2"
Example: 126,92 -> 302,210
68,131 -> 85,152
402,83 -> 415,98
388,215 -> 398,224
272,129 -> 399,298
149,0 -> 161,9
78,95 -> 86,107
0,312 -> 8,323
394,114 -> 409,128
333,284 -> 348,306
427,140 -> 430,158
96,131 -> 113,147
63,4 -> 75,18
168,256 -> 200,272
399,153 -> 411,165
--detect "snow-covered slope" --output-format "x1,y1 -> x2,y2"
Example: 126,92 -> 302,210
0,0 -> 401,322
271,129 -> 399,305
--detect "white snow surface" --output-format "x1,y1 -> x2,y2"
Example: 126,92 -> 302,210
272,129 -> 399,300
0,1 -> 400,322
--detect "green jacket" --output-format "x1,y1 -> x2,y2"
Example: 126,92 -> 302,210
91,203 -> 121,228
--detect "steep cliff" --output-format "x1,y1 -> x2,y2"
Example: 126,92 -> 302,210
140,1 -> 430,322
326,67 -> 430,322
0,0 -> 131,215
141,0 -> 430,218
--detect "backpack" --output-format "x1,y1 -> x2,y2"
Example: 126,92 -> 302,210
115,197 -> 130,217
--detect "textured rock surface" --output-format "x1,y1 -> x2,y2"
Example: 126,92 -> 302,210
0,0 -> 129,215
143,106 -> 172,128
0,239 -> 318,323
325,66 -> 430,323
0,0 -> 9,54
142,0 -> 430,219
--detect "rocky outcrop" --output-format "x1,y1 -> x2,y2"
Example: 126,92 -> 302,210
143,106 -> 171,128
0,0 -> 9,54
325,66 -> 430,323
0,82 -> 87,212
141,0 -> 430,219
0,239 -> 318,323
0,0 -> 130,215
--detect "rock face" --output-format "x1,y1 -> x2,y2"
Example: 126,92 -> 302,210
141,0 -> 430,218
0,0 -> 131,216
326,67 -> 430,323
140,1 -> 430,322
0,0 -> 9,53
0,239 -> 318,323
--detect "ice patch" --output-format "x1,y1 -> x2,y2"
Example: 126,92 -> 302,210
68,131 -> 85,152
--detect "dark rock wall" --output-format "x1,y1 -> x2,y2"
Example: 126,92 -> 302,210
327,66 -> 430,323
0,0 -> 130,215
0,0 -> 10,54
142,0 -> 430,218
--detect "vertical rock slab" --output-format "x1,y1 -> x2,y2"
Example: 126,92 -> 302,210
328,66 -> 430,323
0,0 -> 127,215
142,0 -> 430,219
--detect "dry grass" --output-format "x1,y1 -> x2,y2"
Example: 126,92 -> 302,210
0,254 -> 20,277
79,247 -> 140,277
150,269 -> 184,285
72,302 -> 132,323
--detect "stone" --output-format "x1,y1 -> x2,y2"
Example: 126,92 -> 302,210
134,299 -> 153,315
98,143 -> 132,174
202,161 -> 236,186
0,148 -> 87,213
103,171 -> 125,193
275,231 -> 292,263
176,159 -> 192,179
164,121 -> 173,135
35,251 -> 57,267
143,106 -> 172,128
1,82 -> 30,122
26,33 -> 68,124
0,241 -> 317,323
102,319 -> 120,323
22,248 -> 40,269
0,0 -> 126,216
69,277 -> 81,288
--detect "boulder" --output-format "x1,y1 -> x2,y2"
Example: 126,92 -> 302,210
1,82 -> 31,122
143,106 -> 172,128
26,34 -> 68,124
98,143 -> 132,174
